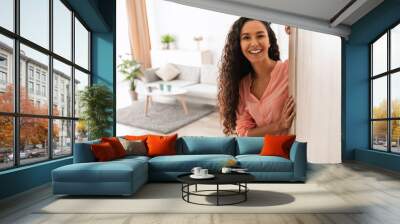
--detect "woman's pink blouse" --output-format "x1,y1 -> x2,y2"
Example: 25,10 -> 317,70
236,60 -> 289,136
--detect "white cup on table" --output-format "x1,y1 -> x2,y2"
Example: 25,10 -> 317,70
200,169 -> 208,176
191,167 -> 202,176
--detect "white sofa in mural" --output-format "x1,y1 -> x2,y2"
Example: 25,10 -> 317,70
137,63 -> 219,106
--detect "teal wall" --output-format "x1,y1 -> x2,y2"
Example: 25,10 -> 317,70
0,0 -> 116,200
343,0 -> 400,171
0,158 -> 72,199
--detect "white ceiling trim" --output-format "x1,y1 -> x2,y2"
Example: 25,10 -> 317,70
330,0 -> 368,27
165,0 -> 351,37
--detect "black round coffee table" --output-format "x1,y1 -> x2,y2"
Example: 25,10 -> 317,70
177,173 -> 255,206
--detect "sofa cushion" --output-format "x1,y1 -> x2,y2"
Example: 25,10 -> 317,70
184,83 -> 217,100
177,136 -> 236,155
236,155 -> 293,172
236,137 -> 264,155
155,63 -> 180,81
200,65 -> 218,85
52,159 -> 147,183
148,154 -> 235,172
173,64 -> 200,83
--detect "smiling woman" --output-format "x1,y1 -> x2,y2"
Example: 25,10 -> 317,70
218,17 -> 293,137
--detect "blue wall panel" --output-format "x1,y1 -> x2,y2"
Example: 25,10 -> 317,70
343,0 -> 400,170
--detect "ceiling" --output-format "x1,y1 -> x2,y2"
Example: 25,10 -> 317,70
165,0 -> 384,38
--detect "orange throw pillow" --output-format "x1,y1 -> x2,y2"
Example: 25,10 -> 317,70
91,142 -> 117,161
146,134 -> 178,157
260,135 -> 296,159
124,135 -> 148,141
101,137 -> 127,158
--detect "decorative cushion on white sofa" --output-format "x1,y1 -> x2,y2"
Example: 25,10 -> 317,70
200,65 -> 218,85
155,63 -> 180,81
143,68 -> 160,82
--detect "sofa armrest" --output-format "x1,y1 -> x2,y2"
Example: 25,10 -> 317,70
289,141 -> 307,181
73,140 -> 100,163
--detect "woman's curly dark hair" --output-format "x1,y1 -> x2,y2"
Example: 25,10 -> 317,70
218,17 -> 280,135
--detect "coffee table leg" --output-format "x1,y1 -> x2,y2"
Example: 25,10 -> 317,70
177,96 -> 189,115
217,184 -> 219,206
144,95 -> 151,116
195,184 -> 197,192
245,183 -> 247,201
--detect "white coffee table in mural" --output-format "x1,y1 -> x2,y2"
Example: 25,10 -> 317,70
144,88 -> 189,116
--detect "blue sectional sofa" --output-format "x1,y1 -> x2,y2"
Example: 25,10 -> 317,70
52,136 -> 307,196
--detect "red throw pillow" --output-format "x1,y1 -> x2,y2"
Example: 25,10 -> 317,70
146,134 -> 178,157
101,137 -> 127,158
124,135 -> 148,141
91,142 -> 117,161
260,135 -> 296,159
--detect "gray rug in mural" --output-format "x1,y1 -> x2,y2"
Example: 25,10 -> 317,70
117,101 -> 216,134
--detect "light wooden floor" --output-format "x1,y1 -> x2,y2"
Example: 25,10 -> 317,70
1,162 -> 400,224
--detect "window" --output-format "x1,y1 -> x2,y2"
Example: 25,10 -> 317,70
28,67 -> 34,80
0,35 -> 13,113
371,23 -> 400,154
36,83 -> 40,95
0,0 -> 14,32
42,85 -> 46,97
0,1 -> 91,170
0,71 -> 6,85
53,0 -> 72,60
53,59 -> 72,117
35,70 -> 41,81
0,54 -> 8,87
20,0 -> 49,49
28,81 -> 34,94
75,18 -> 89,70
0,54 -> 7,67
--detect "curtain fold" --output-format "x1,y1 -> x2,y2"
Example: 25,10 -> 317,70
126,0 -> 152,69
294,29 -> 342,163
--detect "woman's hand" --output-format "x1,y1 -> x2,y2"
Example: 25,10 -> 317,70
279,96 -> 295,130
285,25 -> 291,35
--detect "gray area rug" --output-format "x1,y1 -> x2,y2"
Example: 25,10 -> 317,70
117,101 -> 216,134
38,183 -> 362,214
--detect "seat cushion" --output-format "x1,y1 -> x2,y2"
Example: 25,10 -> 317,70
236,155 -> 293,172
53,158 -> 147,183
149,154 -> 235,172
184,83 -> 217,100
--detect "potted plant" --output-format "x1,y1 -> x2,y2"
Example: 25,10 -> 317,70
161,34 -> 175,50
117,56 -> 143,101
79,84 -> 113,140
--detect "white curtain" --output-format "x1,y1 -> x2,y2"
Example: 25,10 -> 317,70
293,29 -> 342,164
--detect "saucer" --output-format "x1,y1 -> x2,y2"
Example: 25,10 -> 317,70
190,174 -> 215,179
